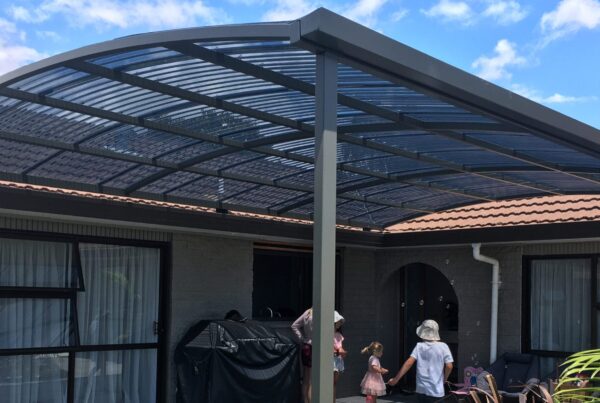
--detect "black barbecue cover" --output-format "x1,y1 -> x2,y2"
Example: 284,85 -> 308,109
175,320 -> 300,403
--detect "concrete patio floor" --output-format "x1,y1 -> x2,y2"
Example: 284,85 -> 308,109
338,393 -> 421,403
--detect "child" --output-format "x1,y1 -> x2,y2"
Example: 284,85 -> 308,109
333,311 -> 347,403
388,319 -> 453,403
360,341 -> 388,403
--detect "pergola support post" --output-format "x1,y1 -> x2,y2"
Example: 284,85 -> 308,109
312,51 -> 337,403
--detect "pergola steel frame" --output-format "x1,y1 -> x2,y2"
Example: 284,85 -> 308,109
2,8 -> 600,403
71,36 -> 600,199
2,83 -> 585,208
0,88 -> 520,215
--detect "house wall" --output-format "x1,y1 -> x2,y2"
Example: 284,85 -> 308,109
167,233 -> 254,400
336,247 -> 377,397
0,213 -> 255,403
5,212 -> 600,400
336,244 -> 525,396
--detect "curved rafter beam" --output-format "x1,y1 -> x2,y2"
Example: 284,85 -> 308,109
339,121 -> 518,133
4,123 -> 600,227
338,133 -> 561,195
167,41 -> 600,190
0,87 -> 501,205
0,128 -> 447,216
61,54 -> 572,200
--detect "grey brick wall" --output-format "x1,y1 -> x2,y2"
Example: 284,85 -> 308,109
336,247 -> 377,397
167,233 -> 254,401
375,246 -> 494,379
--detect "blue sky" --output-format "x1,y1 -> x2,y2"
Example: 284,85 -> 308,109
0,0 -> 599,128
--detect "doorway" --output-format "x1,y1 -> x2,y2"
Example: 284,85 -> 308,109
395,263 -> 459,388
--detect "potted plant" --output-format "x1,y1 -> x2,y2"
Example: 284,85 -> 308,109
554,349 -> 600,402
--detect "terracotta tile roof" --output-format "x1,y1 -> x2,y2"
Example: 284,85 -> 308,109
2,180 -> 600,234
385,195 -> 600,233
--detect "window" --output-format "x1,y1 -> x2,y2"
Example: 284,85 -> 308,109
252,245 -> 341,320
0,233 -> 165,403
524,255 -> 599,376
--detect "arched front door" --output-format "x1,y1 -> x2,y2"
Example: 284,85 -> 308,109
396,262 -> 459,388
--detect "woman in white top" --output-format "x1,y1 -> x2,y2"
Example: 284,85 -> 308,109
292,308 -> 314,403
292,308 -> 346,403
388,319 -> 454,403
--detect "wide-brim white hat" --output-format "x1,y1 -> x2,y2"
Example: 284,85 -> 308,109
334,310 -> 345,325
416,319 -> 440,341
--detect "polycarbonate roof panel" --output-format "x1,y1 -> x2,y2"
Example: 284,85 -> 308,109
139,171 -> 202,194
1,9 -> 600,229
102,165 -> 164,189
0,138 -> 58,175
0,99 -> 114,144
27,151 -> 135,185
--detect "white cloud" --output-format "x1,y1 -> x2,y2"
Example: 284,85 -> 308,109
421,0 -> 474,24
472,39 -> 526,81
262,0 -> 315,21
541,0 -> 600,43
9,0 -> 229,30
391,9 -> 409,22
0,18 -> 47,76
511,84 -> 598,104
483,1 -> 528,25
343,0 -> 388,27
36,30 -> 62,41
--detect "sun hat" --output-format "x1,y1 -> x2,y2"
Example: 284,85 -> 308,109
334,310 -> 345,325
416,319 -> 440,341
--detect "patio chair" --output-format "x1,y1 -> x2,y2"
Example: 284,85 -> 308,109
448,366 -> 485,398
486,353 -> 541,402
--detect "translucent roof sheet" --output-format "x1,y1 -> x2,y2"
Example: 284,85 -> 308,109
1,9 -> 600,229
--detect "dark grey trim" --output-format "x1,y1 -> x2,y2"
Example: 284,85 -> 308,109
0,184 -> 383,246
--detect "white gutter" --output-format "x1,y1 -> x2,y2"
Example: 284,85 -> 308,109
472,243 -> 500,363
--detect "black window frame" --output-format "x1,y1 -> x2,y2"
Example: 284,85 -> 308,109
522,254 -> 599,362
252,243 -> 343,321
0,228 -> 170,403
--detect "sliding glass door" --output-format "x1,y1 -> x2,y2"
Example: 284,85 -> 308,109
0,234 -> 164,403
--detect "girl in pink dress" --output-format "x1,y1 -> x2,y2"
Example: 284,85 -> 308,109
360,342 -> 388,403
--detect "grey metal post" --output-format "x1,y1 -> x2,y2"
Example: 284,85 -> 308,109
312,51 -> 337,402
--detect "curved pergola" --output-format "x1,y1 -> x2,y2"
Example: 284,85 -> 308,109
2,8 -> 600,401
1,9 -> 599,231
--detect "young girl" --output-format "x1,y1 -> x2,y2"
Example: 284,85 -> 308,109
360,341 -> 388,402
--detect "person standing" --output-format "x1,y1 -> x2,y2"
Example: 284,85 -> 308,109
360,341 -> 388,403
388,319 -> 453,403
292,308 -> 314,403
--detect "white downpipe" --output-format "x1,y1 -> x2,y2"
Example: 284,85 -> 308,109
472,243 -> 500,363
